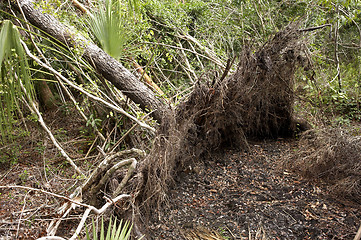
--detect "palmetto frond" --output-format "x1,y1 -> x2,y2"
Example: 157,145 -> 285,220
86,217 -> 134,240
0,20 -> 35,143
87,0 -> 131,59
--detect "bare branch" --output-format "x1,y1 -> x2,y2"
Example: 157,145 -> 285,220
68,208 -> 92,240
354,223 -> 361,240
19,80 -> 85,177
1,186 -> 131,240
82,148 -> 145,193
16,0 -> 170,122
176,34 -> 225,68
298,24 -> 332,32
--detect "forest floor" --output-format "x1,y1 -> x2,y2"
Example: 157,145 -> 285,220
149,139 -> 361,239
0,116 -> 361,239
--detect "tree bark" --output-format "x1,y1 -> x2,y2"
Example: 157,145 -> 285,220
15,0 -> 170,122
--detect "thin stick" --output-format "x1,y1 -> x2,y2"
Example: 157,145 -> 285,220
333,6 -> 342,91
298,24 -> 332,32
0,185 -> 91,208
173,52 -> 196,83
354,223 -> 361,240
68,208 -> 92,240
47,206 -> 73,236
218,56 -> 236,84
188,41 -> 204,69
58,79 -> 106,141
137,36 -> 164,95
176,34 -> 225,68
337,5 -> 361,48
71,0 -> 91,16
82,148 -> 145,192
91,158 -> 137,196
143,41 -> 225,68
19,81 -> 84,177
15,192 -> 29,239
113,158 -> 137,197
1,185 -> 130,216
110,123 -> 137,153
110,111 -> 153,153
37,193 -> 130,240
15,2 -> 106,140
177,38 -> 197,83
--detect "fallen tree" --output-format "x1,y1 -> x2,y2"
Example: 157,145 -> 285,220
10,1 -> 311,239
138,23 -> 309,217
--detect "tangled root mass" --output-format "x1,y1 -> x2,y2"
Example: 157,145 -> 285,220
138,23 -> 309,212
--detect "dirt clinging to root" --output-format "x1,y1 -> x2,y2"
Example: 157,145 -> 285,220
138,23 -> 309,214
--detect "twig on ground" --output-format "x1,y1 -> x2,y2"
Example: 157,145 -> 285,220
37,237 -> 66,240
0,186 -> 88,208
15,191 -> 29,239
354,223 -> 361,240
0,185 -> 131,240
19,82 -> 84,177
43,193 -> 130,240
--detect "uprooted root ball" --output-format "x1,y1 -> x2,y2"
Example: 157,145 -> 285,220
284,128 -> 361,202
138,23 -> 309,213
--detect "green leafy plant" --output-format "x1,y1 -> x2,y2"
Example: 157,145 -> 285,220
0,20 -> 35,144
86,217 -> 135,240
87,0 -> 136,59
0,144 -> 20,165
86,114 -> 102,128
19,170 -> 29,183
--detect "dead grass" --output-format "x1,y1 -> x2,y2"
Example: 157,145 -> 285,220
283,127 -> 361,202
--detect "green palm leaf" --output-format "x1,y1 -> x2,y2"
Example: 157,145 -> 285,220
0,20 -> 35,143
87,0 -> 139,59
86,216 -> 134,240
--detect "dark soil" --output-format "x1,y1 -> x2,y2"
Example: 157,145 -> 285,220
148,139 -> 361,239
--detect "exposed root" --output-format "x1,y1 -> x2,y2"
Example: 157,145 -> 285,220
137,23 -> 309,217
45,148 -> 145,237
35,23 -> 310,238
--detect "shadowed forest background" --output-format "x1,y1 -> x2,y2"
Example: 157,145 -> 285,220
1,0 -> 361,239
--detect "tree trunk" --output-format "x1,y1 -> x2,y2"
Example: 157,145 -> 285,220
15,0 -> 170,122
37,80 -> 57,110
